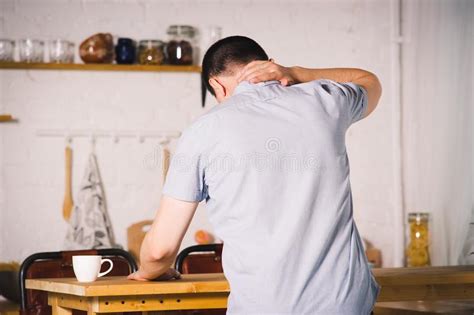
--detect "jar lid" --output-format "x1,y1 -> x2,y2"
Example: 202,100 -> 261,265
138,40 -> 164,47
19,39 -> 44,45
118,38 -> 134,44
167,25 -> 195,37
408,212 -> 429,222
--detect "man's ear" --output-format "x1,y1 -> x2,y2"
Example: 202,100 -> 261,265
209,77 -> 226,99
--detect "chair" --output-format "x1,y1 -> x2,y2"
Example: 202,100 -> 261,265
175,244 -> 223,274
19,248 -> 137,315
175,244 -> 225,315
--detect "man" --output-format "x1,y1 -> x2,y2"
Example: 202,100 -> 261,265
129,36 -> 382,315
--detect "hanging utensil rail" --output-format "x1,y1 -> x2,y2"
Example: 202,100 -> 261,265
36,129 -> 181,143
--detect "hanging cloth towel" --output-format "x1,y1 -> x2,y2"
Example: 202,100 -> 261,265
64,153 -> 116,249
459,206 -> 474,264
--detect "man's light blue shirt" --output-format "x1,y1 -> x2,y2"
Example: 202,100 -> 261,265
163,80 -> 380,314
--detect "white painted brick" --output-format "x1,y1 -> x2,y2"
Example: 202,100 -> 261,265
0,0 -> 396,265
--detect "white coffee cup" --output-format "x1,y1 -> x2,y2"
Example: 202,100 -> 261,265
72,255 -> 114,283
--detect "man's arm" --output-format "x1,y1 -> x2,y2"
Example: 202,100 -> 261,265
128,195 -> 198,281
237,61 -> 382,118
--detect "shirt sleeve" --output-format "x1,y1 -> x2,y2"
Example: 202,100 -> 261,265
162,124 -> 209,203
318,80 -> 368,127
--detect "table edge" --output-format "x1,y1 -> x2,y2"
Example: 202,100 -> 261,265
26,275 -> 231,297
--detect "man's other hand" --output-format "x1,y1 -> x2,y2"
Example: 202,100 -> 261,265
128,268 -> 181,281
238,60 -> 296,86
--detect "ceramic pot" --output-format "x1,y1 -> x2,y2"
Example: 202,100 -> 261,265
79,33 -> 114,64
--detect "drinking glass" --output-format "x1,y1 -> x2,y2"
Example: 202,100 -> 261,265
18,39 -> 44,63
202,26 -> 222,51
66,41 -> 75,63
0,39 -> 15,62
208,26 -> 222,45
49,39 -> 74,63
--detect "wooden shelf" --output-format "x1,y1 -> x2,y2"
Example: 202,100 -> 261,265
0,62 -> 201,73
0,114 -> 14,122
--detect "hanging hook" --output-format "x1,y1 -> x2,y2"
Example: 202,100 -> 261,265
112,133 -> 120,144
159,136 -> 170,146
65,134 -> 73,147
137,133 -> 145,144
90,133 -> 97,154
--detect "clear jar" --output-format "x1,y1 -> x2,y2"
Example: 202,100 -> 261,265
406,212 -> 431,267
49,39 -> 75,64
138,40 -> 164,65
0,39 -> 15,62
165,25 -> 196,65
18,39 -> 44,63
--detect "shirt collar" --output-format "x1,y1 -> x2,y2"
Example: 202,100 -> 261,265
233,80 -> 281,96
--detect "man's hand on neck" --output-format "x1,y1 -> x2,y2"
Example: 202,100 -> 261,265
237,60 -> 297,86
237,61 -> 381,118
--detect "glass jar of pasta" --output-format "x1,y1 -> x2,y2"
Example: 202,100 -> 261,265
406,212 -> 431,267
138,40 -> 164,65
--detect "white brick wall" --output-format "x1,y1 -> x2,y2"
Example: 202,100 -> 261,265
0,0 -> 396,265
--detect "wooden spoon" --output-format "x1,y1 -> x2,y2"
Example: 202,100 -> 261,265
62,146 -> 74,221
162,146 -> 170,185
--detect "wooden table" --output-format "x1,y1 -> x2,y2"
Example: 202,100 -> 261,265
373,265 -> 474,302
27,273 -> 229,314
25,266 -> 474,314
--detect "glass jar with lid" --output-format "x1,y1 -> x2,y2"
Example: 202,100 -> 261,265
138,40 -> 164,65
406,212 -> 431,267
115,38 -> 136,64
165,25 -> 196,65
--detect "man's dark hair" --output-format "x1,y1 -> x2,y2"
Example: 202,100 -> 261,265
202,36 -> 269,96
